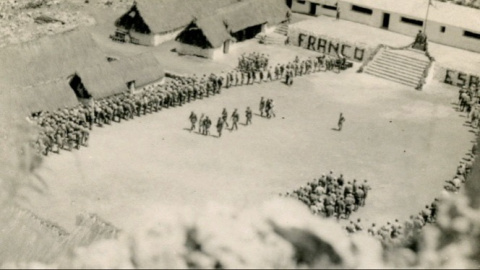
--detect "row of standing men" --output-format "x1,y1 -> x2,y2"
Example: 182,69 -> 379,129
32,54 -> 337,155
224,54 -> 344,88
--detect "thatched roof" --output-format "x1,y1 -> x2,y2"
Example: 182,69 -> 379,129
111,52 -> 164,86
216,0 -> 288,32
0,29 -> 164,114
76,53 -> 164,99
176,0 -> 289,48
8,79 -> 80,114
0,29 -> 107,114
196,17 -> 232,48
117,0 -> 241,34
176,18 -> 231,49
255,0 -> 291,26
0,29 -> 106,90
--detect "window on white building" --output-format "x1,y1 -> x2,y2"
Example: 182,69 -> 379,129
440,26 -> 446,33
351,5 -> 373,15
464,30 -> 480,39
322,4 -> 337,10
297,0 -> 306,4
400,17 -> 423,27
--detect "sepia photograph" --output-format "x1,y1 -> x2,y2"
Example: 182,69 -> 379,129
0,0 -> 479,268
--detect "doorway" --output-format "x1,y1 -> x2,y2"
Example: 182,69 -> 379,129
286,0 -> 292,8
382,13 -> 390,29
68,74 -> 91,99
309,3 -> 317,15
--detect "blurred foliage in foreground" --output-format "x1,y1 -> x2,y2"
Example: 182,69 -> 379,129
3,191 -> 480,269
0,102 -> 118,265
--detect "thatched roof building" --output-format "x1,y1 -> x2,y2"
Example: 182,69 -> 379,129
0,29 -> 164,114
7,79 -> 81,115
175,0 -> 289,57
0,29 -> 108,114
218,0 -> 289,33
176,17 -> 232,49
73,53 -> 164,99
115,0 -> 240,34
0,29 -> 106,90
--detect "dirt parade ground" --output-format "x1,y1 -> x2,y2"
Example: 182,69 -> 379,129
23,62 -> 475,232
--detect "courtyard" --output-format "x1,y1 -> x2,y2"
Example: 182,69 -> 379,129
23,51 -> 475,232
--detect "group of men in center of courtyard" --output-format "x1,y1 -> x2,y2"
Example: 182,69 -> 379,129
188,108 -> 243,137
188,96 -> 277,138
282,171 -> 371,220
31,49 -> 347,156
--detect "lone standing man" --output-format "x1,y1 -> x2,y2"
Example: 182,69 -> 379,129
189,111 -> 197,132
337,113 -> 345,131
245,107 -> 253,125
222,108 -> 229,128
259,97 -> 265,117
216,117 -> 224,138
203,116 -> 212,136
198,113 -> 205,134
231,109 -> 239,131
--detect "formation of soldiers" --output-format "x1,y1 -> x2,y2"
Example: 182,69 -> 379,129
347,197 -> 439,246
237,52 -> 269,73
31,107 -> 91,156
281,171 -> 371,220
458,86 -> 479,118
226,54 -> 345,87
461,86 -> 480,131
443,89 -> 479,191
31,72 -> 225,155
279,171 -> 442,242
444,142 -> 476,192
317,87 -> 480,241
30,50 -> 348,157
283,55 -> 345,85
189,106 -> 254,138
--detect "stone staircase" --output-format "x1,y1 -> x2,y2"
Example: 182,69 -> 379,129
363,47 -> 431,88
274,23 -> 289,36
255,23 -> 289,45
256,32 -> 288,45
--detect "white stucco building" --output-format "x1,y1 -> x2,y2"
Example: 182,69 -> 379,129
288,0 -> 480,53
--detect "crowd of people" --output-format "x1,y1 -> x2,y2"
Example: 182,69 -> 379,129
279,171 -> 443,244
345,198 -> 439,245
226,54 -> 347,88
458,86 -> 479,121
30,50 -> 348,157
443,143 -> 476,193
340,92 -> 480,242
31,108 -> 91,155
237,52 -> 269,73
277,170 -> 443,243
444,87 -> 479,191
31,72 -> 229,155
281,171 -> 371,220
